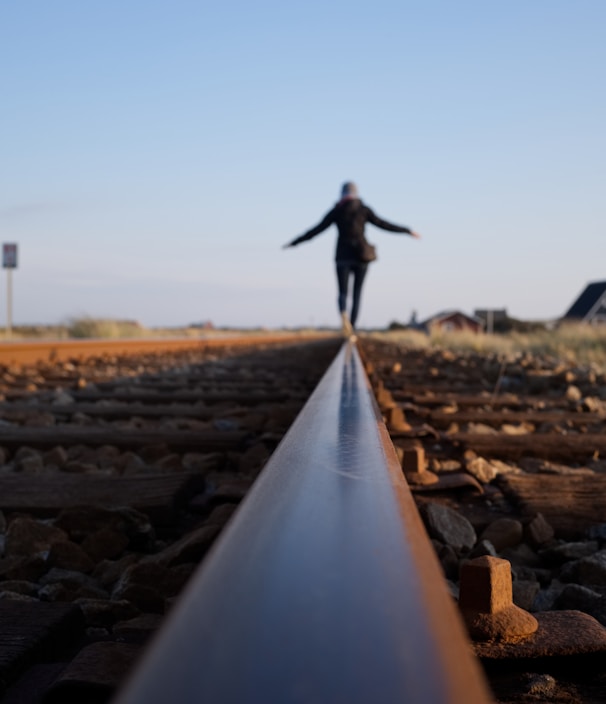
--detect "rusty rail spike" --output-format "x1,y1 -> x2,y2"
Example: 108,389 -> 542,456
115,341 -> 492,704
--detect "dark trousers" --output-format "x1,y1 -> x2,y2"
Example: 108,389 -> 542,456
336,260 -> 369,328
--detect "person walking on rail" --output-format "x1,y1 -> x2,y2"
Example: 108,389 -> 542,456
283,182 -> 420,337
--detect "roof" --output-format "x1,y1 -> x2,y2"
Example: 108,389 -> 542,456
563,281 -> 606,320
422,310 -> 484,326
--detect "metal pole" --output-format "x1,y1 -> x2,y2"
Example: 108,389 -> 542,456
6,268 -> 12,338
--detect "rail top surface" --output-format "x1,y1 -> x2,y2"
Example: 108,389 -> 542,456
115,341 -> 491,704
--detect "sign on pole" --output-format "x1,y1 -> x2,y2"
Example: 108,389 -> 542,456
2,243 -> 17,269
2,243 -> 17,338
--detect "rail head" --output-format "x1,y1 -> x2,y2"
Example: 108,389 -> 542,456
114,341 -> 492,704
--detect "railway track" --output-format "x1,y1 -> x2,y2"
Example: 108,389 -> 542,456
0,334 -> 604,702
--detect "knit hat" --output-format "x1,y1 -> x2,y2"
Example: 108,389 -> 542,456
341,182 -> 359,199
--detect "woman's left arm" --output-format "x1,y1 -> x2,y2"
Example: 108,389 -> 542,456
284,207 -> 337,247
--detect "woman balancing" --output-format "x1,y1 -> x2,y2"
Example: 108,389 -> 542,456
284,182 -> 421,337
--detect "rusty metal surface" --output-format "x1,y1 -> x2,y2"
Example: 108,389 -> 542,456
115,342 -> 491,704
0,333 -> 333,366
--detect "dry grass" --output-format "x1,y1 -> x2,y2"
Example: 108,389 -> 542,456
371,323 -> 606,371
0,318 -> 331,342
3,317 -> 605,371
0,318 -> 207,341
66,317 -> 147,339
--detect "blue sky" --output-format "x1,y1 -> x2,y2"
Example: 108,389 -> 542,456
1,1 -> 604,329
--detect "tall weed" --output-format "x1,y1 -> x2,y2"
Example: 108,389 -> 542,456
67,317 -> 147,339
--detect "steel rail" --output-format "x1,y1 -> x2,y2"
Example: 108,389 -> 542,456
0,332 -> 332,366
114,341 -> 492,704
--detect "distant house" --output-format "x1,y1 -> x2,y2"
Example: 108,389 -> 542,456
562,281 -> 606,324
421,310 -> 484,334
474,308 -> 508,333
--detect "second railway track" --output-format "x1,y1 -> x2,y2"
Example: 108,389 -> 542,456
0,334 -> 605,702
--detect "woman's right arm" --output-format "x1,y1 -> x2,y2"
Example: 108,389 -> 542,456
366,206 -> 420,237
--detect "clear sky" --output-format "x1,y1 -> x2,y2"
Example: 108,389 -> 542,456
1,1 -> 604,329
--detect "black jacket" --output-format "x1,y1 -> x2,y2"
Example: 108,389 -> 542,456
290,198 -> 412,261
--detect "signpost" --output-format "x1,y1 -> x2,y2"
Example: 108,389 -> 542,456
2,243 -> 18,338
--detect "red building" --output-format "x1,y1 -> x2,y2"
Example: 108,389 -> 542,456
421,310 -> 484,334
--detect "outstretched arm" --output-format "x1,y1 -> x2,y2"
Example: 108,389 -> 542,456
283,208 -> 336,248
367,207 -> 420,237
